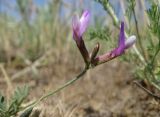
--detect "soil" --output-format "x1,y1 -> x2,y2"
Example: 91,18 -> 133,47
0,51 -> 160,117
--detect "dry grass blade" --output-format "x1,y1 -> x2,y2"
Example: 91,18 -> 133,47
0,64 -> 13,90
11,49 -> 54,81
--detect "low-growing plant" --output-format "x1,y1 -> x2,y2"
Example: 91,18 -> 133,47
0,86 -> 32,117
0,0 -> 160,116
0,7 -> 136,117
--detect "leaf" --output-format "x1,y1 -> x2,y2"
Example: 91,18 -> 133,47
11,85 -> 29,105
8,85 -> 29,116
147,4 -> 160,38
0,94 -> 7,112
155,66 -> 160,79
126,0 -> 135,21
89,26 -> 111,41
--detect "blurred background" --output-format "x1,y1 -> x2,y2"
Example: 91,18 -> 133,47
0,0 -> 149,62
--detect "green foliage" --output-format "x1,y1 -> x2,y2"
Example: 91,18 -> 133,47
0,95 -> 7,117
95,0 -> 111,15
126,0 -> 136,21
89,26 -> 111,41
16,0 -> 29,14
147,4 -> 160,38
95,0 -> 109,5
155,66 -> 160,79
146,4 -> 160,77
0,86 -> 30,117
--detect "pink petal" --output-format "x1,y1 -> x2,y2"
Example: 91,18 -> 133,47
79,10 -> 90,36
72,14 -> 80,40
118,22 -> 125,48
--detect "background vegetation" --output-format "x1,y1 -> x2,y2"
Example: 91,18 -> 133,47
0,0 -> 160,116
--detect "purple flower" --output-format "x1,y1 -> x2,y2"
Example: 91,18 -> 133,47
92,22 -> 136,65
72,10 -> 90,64
72,10 -> 90,43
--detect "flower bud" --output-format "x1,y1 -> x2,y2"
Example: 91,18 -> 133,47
90,43 -> 100,62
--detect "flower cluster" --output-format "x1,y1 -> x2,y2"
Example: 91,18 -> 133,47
72,10 -> 136,67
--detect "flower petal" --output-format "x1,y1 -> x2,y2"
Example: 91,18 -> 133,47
72,14 -> 80,40
79,10 -> 90,36
125,35 -> 136,49
72,15 -> 80,31
118,22 -> 125,48
110,46 -> 124,57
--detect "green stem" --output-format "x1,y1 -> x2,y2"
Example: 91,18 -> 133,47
23,68 -> 88,109
132,1 -> 146,62
144,42 -> 160,84
147,42 -> 160,81
151,42 -> 160,66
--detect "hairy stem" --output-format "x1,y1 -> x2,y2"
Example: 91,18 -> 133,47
131,1 -> 146,61
150,42 -> 160,67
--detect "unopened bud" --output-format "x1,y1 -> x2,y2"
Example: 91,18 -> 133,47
90,43 -> 100,62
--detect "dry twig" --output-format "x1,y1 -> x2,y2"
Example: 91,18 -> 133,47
134,81 -> 160,100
